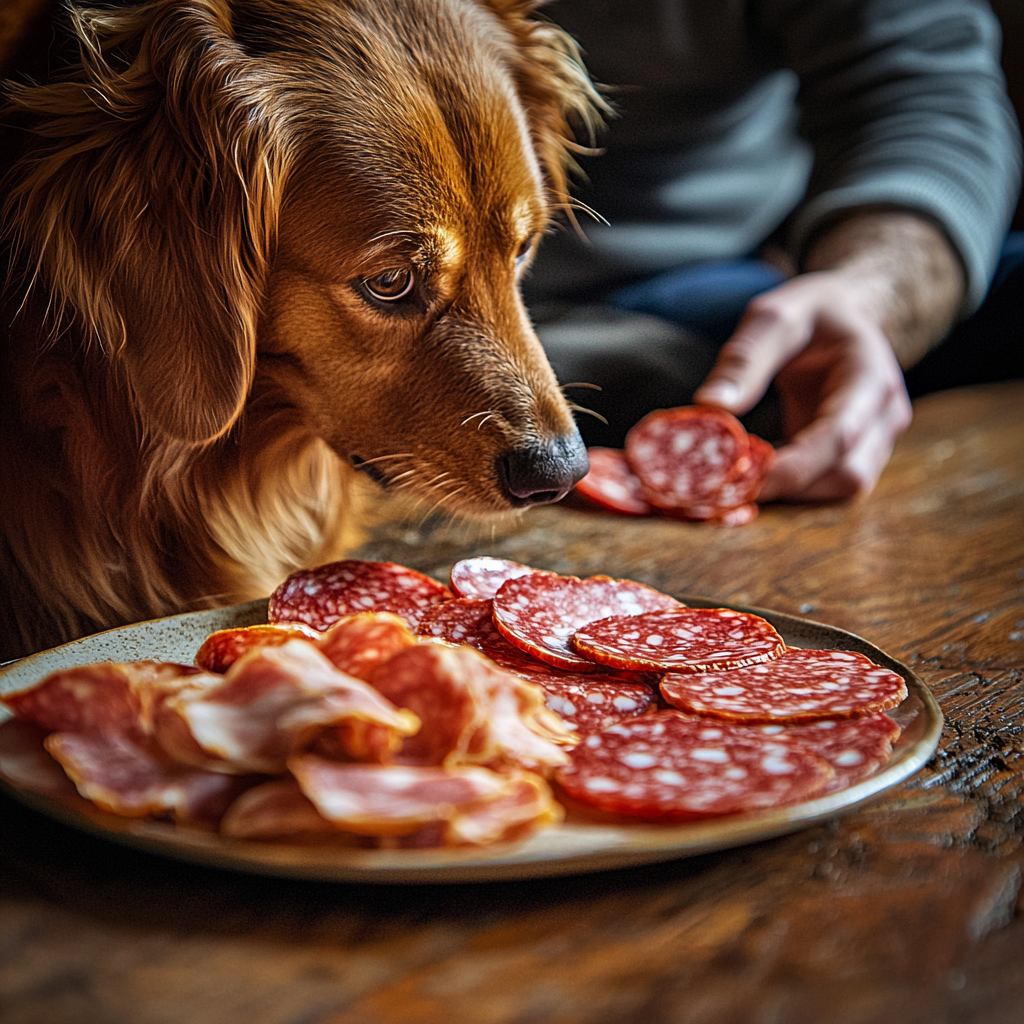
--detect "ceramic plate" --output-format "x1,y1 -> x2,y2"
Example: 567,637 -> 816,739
0,597 -> 942,884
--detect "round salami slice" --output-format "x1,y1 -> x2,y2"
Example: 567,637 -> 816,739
493,573 -> 683,670
625,406 -> 751,509
758,714 -> 901,791
449,557 -> 545,601
196,623 -> 322,673
555,711 -> 833,820
417,598 -> 496,649
269,560 -> 452,631
659,647 -> 908,722
535,677 -> 655,735
575,448 -> 651,516
572,608 -> 785,673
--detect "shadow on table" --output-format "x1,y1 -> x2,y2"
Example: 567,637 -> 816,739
0,786 -> 761,938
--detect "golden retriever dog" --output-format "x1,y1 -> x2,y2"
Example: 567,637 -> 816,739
0,0 -> 605,659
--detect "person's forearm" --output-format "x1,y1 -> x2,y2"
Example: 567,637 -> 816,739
802,209 -> 966,369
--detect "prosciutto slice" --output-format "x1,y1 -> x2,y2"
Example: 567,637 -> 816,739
44,731 -> 256,824
158,640 -> 420,774
289,755 -> 558,844
368,642 -> 574,771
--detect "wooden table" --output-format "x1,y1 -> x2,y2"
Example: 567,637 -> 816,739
2,380 -> 1023,1024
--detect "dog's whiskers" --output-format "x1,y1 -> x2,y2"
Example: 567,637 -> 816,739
355,452 -> 415,466
460,410 -> 497,430
560,382 -> 602,392
568,402 -> 608,425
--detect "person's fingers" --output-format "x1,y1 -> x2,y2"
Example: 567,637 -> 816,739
760,380 -> 911,501
694,291 -> 816,414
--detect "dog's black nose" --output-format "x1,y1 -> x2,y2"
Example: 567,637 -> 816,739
497,434 -> 590,507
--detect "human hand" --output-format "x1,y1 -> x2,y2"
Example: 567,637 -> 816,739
693,270 -> 913,501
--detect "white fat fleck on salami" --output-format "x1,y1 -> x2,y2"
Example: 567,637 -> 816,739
492,573 -> 682,670
556,711 -> 832,820
758,714 -> 902,790
572,608 -> 785,673
269,560 -> 451,630
660,648 -> 908,722
625,407 -> 750,509
449,558 -> 545,601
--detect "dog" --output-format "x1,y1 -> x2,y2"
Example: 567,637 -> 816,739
0,0 -> 606,659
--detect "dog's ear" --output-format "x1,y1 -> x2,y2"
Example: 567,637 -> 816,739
4,0 -> 286,445
478,0 -> 611,208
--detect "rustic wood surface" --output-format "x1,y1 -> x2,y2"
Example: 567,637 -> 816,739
2,379 -> 1024,1024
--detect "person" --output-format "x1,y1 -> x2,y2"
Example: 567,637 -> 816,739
525,0 -> 1023,501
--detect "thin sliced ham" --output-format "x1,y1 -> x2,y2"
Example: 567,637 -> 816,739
158,640 -> 420,774
0,718 -> 82,800
1,661 -> 207,740
219,778 -> 348,841
368,642 -> 574,771
44,732 -> 256,824
289,755 -> 558,844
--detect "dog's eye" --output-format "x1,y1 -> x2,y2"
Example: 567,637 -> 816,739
515,238 -> 534,265
363,268 -> 415,302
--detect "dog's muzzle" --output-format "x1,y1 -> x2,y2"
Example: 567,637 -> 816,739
497,433 -> 590,507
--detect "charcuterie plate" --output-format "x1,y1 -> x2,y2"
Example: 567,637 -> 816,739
0,597 -> 942,883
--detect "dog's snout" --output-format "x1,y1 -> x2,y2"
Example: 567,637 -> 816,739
497,433 -> 590,507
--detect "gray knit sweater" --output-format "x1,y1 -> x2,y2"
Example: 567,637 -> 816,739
529,0 -> 1022,312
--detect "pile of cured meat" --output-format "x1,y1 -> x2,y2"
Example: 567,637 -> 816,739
575,405 -> 774,525
0,557 -> 909,845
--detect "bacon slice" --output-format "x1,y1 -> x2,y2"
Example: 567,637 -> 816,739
369,642 -> 574,771
316,612 -> 417,680
195,624 -> 322,673
44,732 -> 256,824
158,640 -> 420,774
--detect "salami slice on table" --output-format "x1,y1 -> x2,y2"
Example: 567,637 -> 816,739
196,623 -> 322,673
758,714 -> 901,791
575,448 -> 651,516
417,598 -> 496,650
625,406 -> 750,509
555,711 -> 833,820
493,573 -> 682,670
572,608 -> 785,673
534,676 -> 655,735
659,648 -> 908,722
269,560 -> 451,631
449,557 -> 545,600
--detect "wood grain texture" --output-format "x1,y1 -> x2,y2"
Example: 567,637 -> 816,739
2,380 -> 1024,1024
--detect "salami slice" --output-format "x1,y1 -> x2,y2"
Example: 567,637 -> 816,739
493,573 -> 683,670
317,612 -> 417,681
625,406 -> 750,509
572,608 -> 785,673
575,448 -> 651,516
196,623 -> 322,673
713,435 -> 775,510
268,560 -> 451,630
449,557 -> 545,600
659,647 -> 908,722
417,598 -> 497,650
712,503 -> 760,527
758,714 -> 901,791
555,711 -> 833,820
535,676 -> 655,735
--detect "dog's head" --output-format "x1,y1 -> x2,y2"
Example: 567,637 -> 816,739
5,0 -> 607,513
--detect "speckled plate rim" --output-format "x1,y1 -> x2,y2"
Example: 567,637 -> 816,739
0,597 -> 943,884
